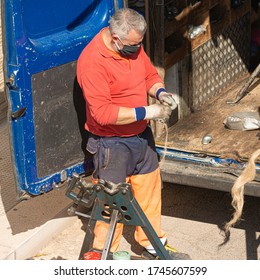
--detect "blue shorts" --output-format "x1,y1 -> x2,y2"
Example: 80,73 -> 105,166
86,125 -> 159,184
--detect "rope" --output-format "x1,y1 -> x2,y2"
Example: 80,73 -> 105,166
224,148 -> 260,234
159,122 -> 169,168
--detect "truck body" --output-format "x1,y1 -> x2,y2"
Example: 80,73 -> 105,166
1,0 -> 260,199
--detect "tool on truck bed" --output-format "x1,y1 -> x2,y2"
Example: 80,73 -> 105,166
226,63 -> 260,104
65,174 -> 172,260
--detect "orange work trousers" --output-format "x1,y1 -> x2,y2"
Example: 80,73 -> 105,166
92,167 -> 166,251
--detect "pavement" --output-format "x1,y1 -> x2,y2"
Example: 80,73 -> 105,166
30,183 -> 260,260
0,186 -> 77,260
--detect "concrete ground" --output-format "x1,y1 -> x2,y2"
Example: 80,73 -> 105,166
30,183 -> 260,260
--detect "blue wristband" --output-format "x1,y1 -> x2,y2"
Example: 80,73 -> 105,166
134,107 -> 146,121
155,88 -> 166,100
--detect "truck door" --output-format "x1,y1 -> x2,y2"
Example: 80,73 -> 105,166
2,0 -> 125,196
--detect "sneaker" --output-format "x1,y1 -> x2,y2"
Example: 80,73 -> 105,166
141,244 -> 191,260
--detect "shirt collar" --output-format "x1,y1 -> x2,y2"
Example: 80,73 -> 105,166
97,27 -> 127,60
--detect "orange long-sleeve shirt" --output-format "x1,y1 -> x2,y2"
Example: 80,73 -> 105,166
77,27 -> 163,137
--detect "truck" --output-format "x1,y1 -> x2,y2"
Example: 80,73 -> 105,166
1,0 -> 259,202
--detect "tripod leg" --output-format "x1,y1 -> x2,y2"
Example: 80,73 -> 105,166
78,218 -> 97,259
101,209 -> 119,260
131,201 -> 171,260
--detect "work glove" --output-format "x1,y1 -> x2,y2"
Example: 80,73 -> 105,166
144,103 -> 172,122
157,92 -> 177,110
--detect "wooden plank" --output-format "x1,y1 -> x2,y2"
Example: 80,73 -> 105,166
156,75 -> 260,160
188,11 -> 211,50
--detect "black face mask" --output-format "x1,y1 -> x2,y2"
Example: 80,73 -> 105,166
118,44 -> 141,57
115,37 -> 141,57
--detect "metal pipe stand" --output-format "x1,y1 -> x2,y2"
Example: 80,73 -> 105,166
66,176 -> 172,260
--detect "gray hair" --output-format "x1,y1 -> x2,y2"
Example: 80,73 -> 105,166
108,8 -> 147,39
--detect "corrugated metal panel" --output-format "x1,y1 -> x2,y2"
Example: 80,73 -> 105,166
191,13 -> 250,110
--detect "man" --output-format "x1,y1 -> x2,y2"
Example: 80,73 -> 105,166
77,8 -> 190,260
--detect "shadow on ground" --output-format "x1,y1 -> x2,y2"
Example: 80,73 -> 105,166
121,183 -> 260,260
1,119 -> 72,235
5,187 -> 72,235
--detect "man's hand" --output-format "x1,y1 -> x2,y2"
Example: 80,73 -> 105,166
158,91 -> 177,110
144,104 -> 172,122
